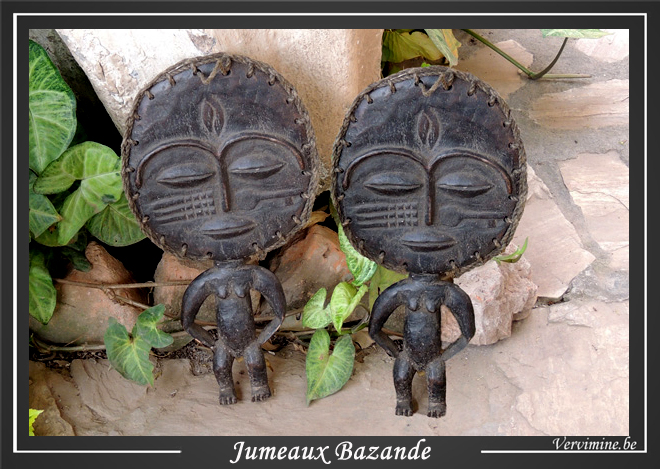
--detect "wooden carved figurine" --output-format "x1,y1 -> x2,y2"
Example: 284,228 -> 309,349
122,53 -> 319,404
332,66 -> 526,417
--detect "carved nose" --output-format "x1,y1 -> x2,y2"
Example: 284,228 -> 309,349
425,178 -> 435,226
218,166 -> 232,212
219,189 -> 231,212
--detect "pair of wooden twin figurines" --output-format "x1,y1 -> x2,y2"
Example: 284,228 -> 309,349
122,52 -> 526,417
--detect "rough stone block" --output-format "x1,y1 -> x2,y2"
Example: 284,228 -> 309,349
70,359 -> 148,422
574,29 -> 629,63
29,242 -> 145,345
453,243 -> 538,345
494,300 -> 629,435
28,361 -> 75,436
455,39 -> 533,98
512,166 -> 595,299
265,224 -> 352,329
559,151 -> 629,271
55,29 -> 384,191
529,79 -> 629,129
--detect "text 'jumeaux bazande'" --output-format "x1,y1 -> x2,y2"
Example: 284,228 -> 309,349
229,439 -> 432,464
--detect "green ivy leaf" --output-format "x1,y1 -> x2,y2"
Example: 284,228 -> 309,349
34,142 -> 123,245
56,190 -> 97,246
337,223 -> 377,287
330,282 -> 368,332
493,237 -> 529,264
28,250 -> 56,324
67,229 -> 88,251
29,409 -> 44,436
60,246 -> 91,272
32,190 -> 77,247
541,29 -> 611,39
104,318 -> 154,386
368,265 -> 408,310
86,193 -> 146,247
424,29 -> 462,67
133,304 -> 173,349
29,40 -> 77,175
29,171 -> 61,238
33,223 -> 78,247
305,330 -> 355,405
302,288 -> 332,329
382,30 -> 443,64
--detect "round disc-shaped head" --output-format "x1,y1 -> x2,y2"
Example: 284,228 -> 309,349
332,66 -> 527,276
122,53 -> 319,262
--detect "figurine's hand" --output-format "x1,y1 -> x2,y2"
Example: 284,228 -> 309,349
440,336 -> 468,361
186,323 -> 216,349
373,332 -> 400,358
257,317 -> 282,345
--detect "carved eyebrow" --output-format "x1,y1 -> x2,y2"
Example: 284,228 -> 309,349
220,133 -> 306,170
134,134 -> 307,188
429,150 -> 513,194
135,139 -> 216,189
364,172 -> 423,194
342,148 -> 424,190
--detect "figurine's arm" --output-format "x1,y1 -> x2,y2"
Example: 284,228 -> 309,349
181,274 -> 216,348
440,284 -> 476,360
369,282 -> 405,358
251,266 -> 286,345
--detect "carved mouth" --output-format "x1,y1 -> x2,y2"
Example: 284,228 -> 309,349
401,233 -> 456,252
201,218 -> 256,239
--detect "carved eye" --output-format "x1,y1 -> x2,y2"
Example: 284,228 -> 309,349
364,172 -> 422,195
437,173 -> 493,197
229,155 -> 284,180
157,164 -> 215,187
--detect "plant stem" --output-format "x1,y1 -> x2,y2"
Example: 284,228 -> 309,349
32,336 -> 107,353
461,29 -> 589,80
528,37 -> 568,80
53,279 -> 191,289
254,308 -> 303,323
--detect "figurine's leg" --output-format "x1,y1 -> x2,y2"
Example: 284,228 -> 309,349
244,341 -> 272,402
393,352 -> 415,416
425,357 -> 447,418
214,341 -> 237,405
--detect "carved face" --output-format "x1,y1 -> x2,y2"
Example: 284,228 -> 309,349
333,67 -> 526,275
123,54 -> 318,261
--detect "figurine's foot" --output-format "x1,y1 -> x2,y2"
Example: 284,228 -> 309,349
219,389 -> 238,405
427,402 -> 446,418
395,400 -> 413,417
251,385 -> 272,402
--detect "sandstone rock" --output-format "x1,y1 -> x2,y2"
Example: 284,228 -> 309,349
455,39 -> 533,98
153,253 -> 260,330
529,79 -> 629,129
452,243 -> 538,345
29,242 -> 145,345
55,29 -> 384,191
70,359 -> 149,422
574,29 -> 629,63
494,300 -> 629,435
28,361 -> 75,436
265,224 -> 352,329
512,166 -> 595,299
153,253 -> 213,328
559,151 -> 629,270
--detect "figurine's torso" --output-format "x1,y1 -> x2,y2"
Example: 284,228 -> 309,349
191,264 -> 258,356
387,278 -> 459,369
